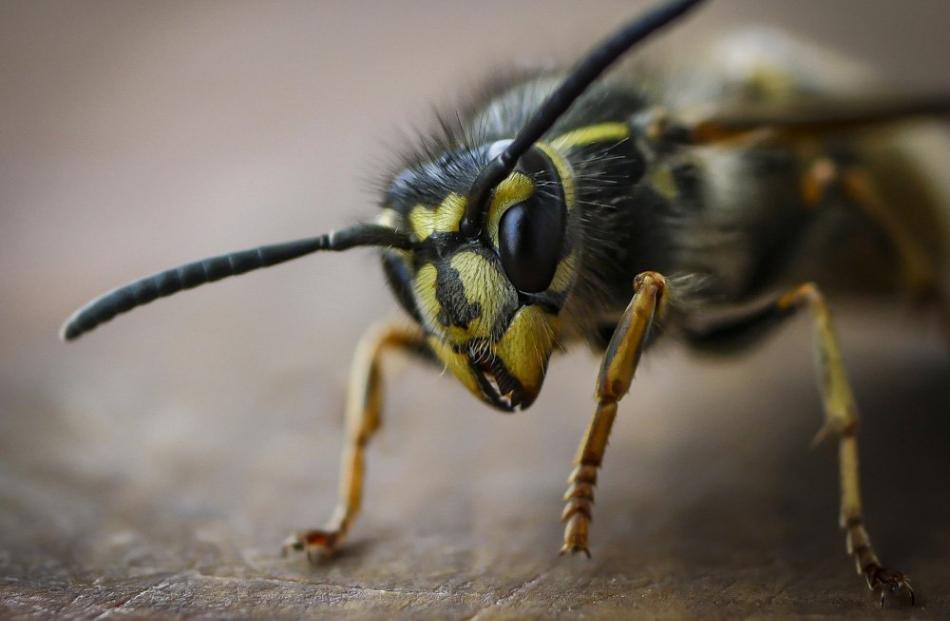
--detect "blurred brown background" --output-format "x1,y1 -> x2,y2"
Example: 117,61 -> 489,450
1,1 -> 949,619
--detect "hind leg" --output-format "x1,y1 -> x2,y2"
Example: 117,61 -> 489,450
777,283 -> 914,606
687,283 -> 915,605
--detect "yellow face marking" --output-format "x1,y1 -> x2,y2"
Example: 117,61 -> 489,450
534,141 -> 576,210
486,172 -> 535,248
427,335 -> 481,396
428,304 -> 561,407
551,122 -> 630,152
408,206 -> 432,239
408,193 -> 467,240
548,252 -> 577,295
415,256 -> 498,343
412,263 -> 442,335
493,305 -> 560,396
450,251 -> 513,339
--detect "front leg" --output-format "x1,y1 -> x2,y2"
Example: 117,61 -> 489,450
561,271 -> 667,556
283,321 -> 427,561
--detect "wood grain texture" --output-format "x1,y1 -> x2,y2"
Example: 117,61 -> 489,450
3,311 -> 948,620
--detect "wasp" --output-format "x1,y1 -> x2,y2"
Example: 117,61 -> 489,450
61,0 -> 950,606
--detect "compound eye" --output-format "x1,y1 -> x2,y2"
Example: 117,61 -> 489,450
498,196 -> 565,293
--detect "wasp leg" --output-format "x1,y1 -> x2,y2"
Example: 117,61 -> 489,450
560,271 -> 668,557
776,283 -> 915,607
841,164 -> 939,303
282,321 -> 427,562
806,154 -> 950,341
802,156 -> 938,298
837,165 -> 949,343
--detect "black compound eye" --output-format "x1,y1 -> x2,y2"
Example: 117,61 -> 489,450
498,194 -> 565,293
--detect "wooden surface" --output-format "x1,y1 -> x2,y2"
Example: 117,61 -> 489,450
2,2 -> 950,619
2,313 -> 949,620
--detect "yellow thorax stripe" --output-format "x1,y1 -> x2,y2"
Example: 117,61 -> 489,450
551,122 -> 630,151
536,122 -> 630,214
534,142 -> 575,212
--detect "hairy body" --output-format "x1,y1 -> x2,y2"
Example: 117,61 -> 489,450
381,31 -> 948,365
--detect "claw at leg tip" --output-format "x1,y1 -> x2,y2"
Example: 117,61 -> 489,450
559,544 -> 591,559
280,534 -> 304,559
872,570 -> 916,608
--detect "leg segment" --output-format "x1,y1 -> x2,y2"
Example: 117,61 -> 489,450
283,321 -> 426,561
838,164 -> 950,341
777,283 -> 914,606
561,271 -> 668,556
839,166 -> 940,302
804,156 -> 943,311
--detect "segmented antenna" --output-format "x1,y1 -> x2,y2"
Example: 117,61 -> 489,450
61,224 -> 411,341
461,0 -> 707,237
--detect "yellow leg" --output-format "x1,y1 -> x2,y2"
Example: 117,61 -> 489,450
840,167 -> 939,302
283,321 -> 426,561
777,283 -> 914,606
561,271 -> 667,556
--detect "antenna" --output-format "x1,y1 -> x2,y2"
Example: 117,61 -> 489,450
61,223 -> 411,341
461,0 -> 707,237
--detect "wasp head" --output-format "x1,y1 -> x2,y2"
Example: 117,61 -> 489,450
380,141 -> 578,411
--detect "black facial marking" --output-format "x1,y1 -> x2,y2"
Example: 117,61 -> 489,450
434,260 -> 482,330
